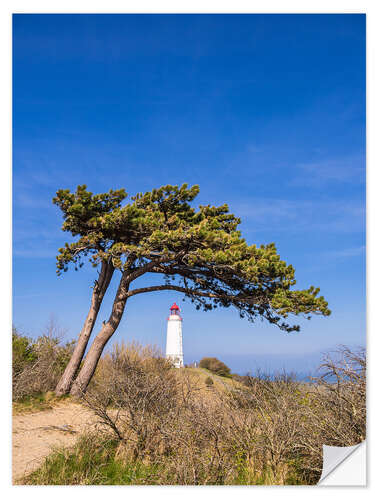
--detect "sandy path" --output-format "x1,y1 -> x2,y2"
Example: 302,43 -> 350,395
12,402 -> 97,482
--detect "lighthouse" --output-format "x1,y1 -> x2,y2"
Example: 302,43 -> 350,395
166,303 -> 184,368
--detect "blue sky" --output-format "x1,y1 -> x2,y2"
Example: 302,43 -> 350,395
13,14 -> 366,375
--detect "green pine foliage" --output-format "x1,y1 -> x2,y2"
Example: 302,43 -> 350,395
53,183 -> 330,332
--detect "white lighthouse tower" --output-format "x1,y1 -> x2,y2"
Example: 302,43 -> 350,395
166,303 -> 184,368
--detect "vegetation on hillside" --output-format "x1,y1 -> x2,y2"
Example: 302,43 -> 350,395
12,321 -> 75,402
18,342 -> 366,486
199,356 -> 231,377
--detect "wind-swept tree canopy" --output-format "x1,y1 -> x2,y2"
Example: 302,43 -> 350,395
53,185 -> 127,273
55,183 -> 330,334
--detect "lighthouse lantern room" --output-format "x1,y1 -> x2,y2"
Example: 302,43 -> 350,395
166,303 -> 184,368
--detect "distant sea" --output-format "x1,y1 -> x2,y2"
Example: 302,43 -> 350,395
185,351 -> 327,378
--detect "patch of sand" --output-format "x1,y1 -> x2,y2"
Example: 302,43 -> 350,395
12,401 -> 96,482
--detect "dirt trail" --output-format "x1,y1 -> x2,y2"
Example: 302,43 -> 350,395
12,401 -> 97,482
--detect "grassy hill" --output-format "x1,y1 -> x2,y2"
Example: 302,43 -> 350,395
183,366 -> 243,391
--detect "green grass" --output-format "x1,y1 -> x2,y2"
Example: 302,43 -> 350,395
13,392 -> 70,415
20,432 -> 309,486
184,367 -> 242,389
21,434 -> 162,485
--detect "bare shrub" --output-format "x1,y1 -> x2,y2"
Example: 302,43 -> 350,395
81,342 -> 234,484
73,343 -> 365,485
224,373 -> 309,484
294,345 -> 366,481
81,342 -> 182,461
316,345 -> 366,443
12,318 -> 74,401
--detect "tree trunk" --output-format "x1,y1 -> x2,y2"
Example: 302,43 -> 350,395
70,274 -> 129,397
55,260 -> 115,396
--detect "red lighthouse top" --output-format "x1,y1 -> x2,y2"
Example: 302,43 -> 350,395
169,303 -> 182,319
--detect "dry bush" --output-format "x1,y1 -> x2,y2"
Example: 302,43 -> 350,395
78,342 -> 365,485
81,342 -> 234,484
81,342 -> 183,461
155,387 -> 237,485
223,373 -> 309,484
294,345 -> 366,481
12,319 -> 74,401
225,347 -> 366,484
315,345 -> 366,443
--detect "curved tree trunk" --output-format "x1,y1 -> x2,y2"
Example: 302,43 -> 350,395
70,274 -> 129,397
55,260 -> 115,396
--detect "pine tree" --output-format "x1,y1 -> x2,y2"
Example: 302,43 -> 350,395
53,183 -> 330,396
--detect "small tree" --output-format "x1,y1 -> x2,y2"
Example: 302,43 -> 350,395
200,357 -> 231,377
205,376 -> 214,388
54,183 -> 330,396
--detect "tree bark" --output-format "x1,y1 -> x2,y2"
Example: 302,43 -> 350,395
70,273 -> 129,397
55,260 -> 115,396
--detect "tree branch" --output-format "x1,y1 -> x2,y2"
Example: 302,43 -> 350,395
126,251 -> 186,282
126,284 -> 259,304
